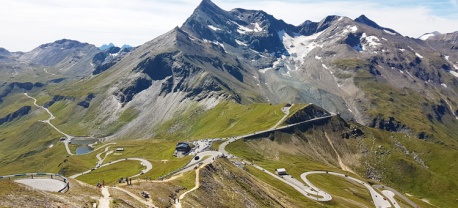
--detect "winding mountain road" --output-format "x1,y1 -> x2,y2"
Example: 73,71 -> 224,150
212,106 -> 414,208
18,98 -> 415,208
170,106 -> 338,205
176,151 -> 221,175
24,93 -> 74,155
373,185 -> 417,208
95,146 -> 115,168
301,171 -> 392,207
219,113 -> 335,157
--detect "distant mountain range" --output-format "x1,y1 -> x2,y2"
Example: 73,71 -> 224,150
99,43 -> 132,50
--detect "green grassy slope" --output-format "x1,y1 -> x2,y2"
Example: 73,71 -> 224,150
155,102 -> 307,140
225,116 -> 458,207
184,159 -> 322,208
355,128 -> 458,207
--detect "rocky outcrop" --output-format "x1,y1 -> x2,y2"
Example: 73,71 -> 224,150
285,105 -> 331,125
92,46 -> 132,75
43,95 -> 73,108
0,82 -> 43,103
0,106 -> 31,125
431,100 -> 448,123
341,127 -> 365,139
370,116 -> 408,132
48,78 -> 65,84
77,93 -> 95,108
116,76 -> 152,105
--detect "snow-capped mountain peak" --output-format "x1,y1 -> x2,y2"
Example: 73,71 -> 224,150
419,31 -> 441,40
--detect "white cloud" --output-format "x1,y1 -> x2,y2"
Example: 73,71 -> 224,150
0,0 -> 198,51
0,0 -> 457,52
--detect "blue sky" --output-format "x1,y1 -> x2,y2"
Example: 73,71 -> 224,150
0,0 -> 457,52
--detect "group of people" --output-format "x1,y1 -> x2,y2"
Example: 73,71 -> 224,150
96,180 -> 105,188
117,177 -> 133,185
141,191 -> 150,198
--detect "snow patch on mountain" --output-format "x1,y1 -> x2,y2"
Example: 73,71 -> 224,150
279,30 -> 323,66
451,71 -> 458,78
233,21 -> 264,34
110,50 -> 121,57
235,39 -> 248,46
259,58 -> 284,73
253,22 -> 263,32
259,67 -> 271,73
204,39 -> 226,52
419,33 -> 436,40
415,53 -> 424,59
443,55 -> 458,70
344,25 -> 358,33
208,25 -> 222,31
361,33 -> 381,50
281,70 -> 291,77
383,29 -> 396,35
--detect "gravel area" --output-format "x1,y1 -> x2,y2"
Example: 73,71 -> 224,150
15,179 -> 66,192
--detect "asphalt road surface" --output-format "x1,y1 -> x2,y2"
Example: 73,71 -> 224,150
301,171 -> 392,208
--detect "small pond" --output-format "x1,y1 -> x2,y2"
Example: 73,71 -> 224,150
72,138 -> 98,155
75,145 -> 94,155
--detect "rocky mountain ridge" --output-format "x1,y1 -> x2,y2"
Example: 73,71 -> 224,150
0,0 -> 456,140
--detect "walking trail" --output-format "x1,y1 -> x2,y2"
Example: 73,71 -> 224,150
112,186 -> 157,207
175,164 -> 205,208
324,132 -> 355,174
270,104 -> 293,129
99,186 -> 111,208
